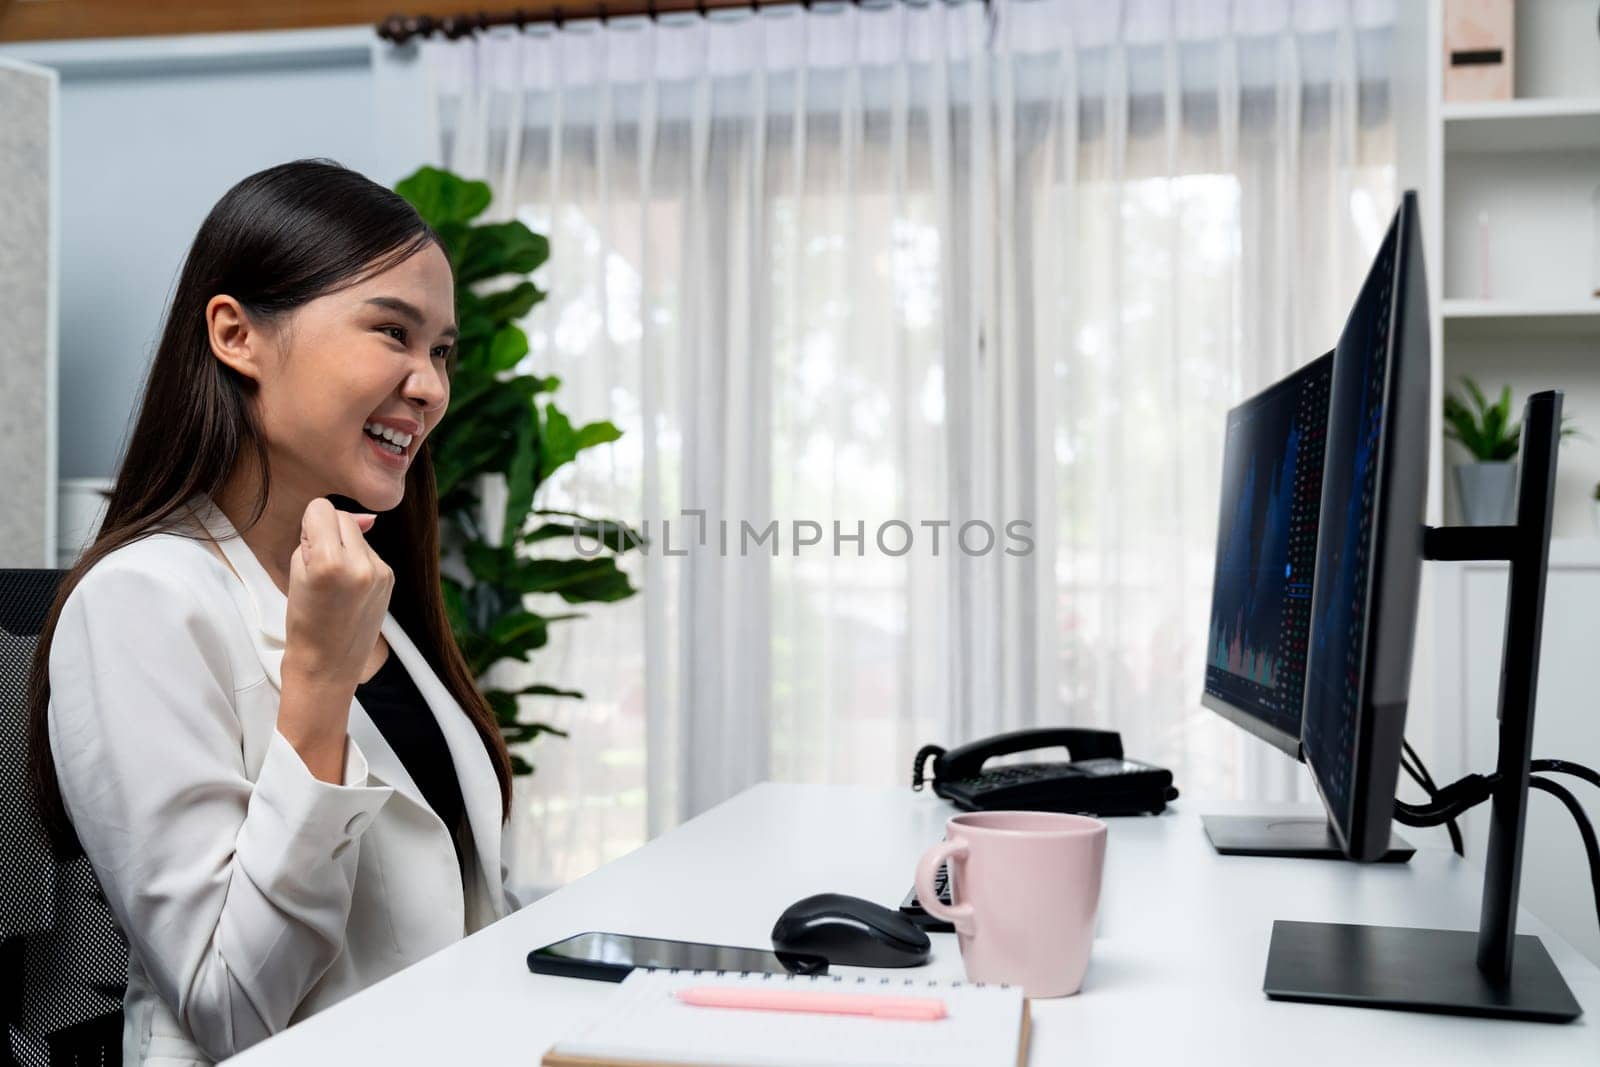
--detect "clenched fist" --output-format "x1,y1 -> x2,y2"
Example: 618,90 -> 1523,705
281,496 -> 393,693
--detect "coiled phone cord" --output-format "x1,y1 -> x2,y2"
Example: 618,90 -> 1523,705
911,745 -> 946,791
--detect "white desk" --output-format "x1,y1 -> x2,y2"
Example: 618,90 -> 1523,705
229,785 -> 1600,1065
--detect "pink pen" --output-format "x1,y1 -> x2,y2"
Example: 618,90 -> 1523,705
674,986 -> 947,1021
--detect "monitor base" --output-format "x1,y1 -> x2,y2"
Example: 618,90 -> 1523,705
1201,814 -> 1414,862
1264,920 -> 1581,1022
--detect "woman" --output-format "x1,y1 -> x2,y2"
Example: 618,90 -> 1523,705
26,158 -> 517,1066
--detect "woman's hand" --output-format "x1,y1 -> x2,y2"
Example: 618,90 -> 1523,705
277,498 -> 393,780
282,497 -> 392,689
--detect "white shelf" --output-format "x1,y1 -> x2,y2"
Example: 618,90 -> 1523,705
1443,97 -> 1600,154
1441,298 -> 1600,340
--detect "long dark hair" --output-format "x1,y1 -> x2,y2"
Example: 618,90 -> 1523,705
27,158 -> 513,854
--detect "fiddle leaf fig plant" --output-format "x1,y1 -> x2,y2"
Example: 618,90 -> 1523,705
396,165 -> 645,775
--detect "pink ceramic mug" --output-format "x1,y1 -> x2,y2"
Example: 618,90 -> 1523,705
914,810 -> 1107,997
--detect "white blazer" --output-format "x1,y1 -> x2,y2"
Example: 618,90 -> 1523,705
46,493 -> 517,1066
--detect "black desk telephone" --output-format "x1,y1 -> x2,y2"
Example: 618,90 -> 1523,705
910,728 -> 1178,817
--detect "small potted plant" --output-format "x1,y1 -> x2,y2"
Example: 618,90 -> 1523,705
1444,378 -> 1521,525
1592,482 -> 1600,538
1444,377 -> 1580,525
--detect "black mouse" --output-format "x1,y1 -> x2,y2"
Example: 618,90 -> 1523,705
771,893 -> 931,968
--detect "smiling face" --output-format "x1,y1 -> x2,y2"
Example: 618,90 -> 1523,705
208,241 -> 457,514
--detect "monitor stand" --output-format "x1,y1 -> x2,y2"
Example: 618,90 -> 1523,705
1201,814 -> 1413,862
1262,392 -> 1582,1023
1264,921 -> 1580,1022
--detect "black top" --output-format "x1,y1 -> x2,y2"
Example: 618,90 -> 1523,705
355,648 -> 469,875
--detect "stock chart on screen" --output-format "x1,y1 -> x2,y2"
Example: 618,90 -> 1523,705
1203,352 -> 1332,742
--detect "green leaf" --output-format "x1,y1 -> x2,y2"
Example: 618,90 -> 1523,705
488,326 -> 531,374
1464,377 -> 1489,418
1493,412 -> 1521,460
554,569 -> 636,604
510,753 -> 535,775
480,281 -> 546,325
432,415 -> 507,496
523,518 -> 646,554
433,436 -> 503,499
502,721 -> 570,745
454,289 -> 498,353
451,371 -> 559,417
444,367 -> 495,414
445,366 -> 503,414
513,683 -> 587,699
441,577 -> 467,637
464,541 -> 511,585
503,557 -> 636,603
489,609 -> 549,646
395,167 -> 492,228
540,404 -> 623,479
456,222 -> 550,285
484,689 -> 517,724
435,381 -> 544,490
1483,406 -> 1503,452
467,609 -> 552,672
503,415 -> 539,545
1445,377 -> 1522,462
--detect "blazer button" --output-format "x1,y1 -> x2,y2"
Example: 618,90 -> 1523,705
344,811 -> 371,836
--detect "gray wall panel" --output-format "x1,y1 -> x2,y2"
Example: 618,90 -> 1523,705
0,60 -> 57,567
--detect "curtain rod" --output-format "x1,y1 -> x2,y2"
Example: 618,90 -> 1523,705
376,0 -> 980,44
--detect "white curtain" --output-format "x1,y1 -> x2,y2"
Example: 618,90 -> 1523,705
403,0 -> 1397,891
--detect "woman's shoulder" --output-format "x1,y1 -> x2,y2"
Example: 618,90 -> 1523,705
56,528 -> 264,692
73,527 -> 236,606
80,524 -> 228,585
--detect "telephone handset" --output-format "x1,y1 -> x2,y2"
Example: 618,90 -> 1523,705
911,727 -> 1178,817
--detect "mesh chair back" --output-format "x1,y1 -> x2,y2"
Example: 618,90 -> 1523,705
0,570 -> 127,1067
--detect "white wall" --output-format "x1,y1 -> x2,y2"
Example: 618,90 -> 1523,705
1514,0 -> 1600,100
0,27 -> 430,481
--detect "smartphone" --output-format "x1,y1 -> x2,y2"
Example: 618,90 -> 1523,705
526,931 -> 829,983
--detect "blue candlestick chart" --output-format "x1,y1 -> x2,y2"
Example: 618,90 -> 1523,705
1207,405 -> 1303,692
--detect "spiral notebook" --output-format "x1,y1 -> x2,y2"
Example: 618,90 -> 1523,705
540,968 -> 1030,1067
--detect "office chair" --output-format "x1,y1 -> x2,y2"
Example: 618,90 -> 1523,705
0,570 -> 127,1067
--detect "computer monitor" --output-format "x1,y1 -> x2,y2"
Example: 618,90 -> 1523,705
1299,191 -> 1430,865
1197,345 -> 1415,860
1197,352 -> 1378,858
1201,351 -> 1331,759
1264,190 -> 1581,1021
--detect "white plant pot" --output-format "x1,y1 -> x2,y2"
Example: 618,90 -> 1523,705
1454,461 -> 1518,526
